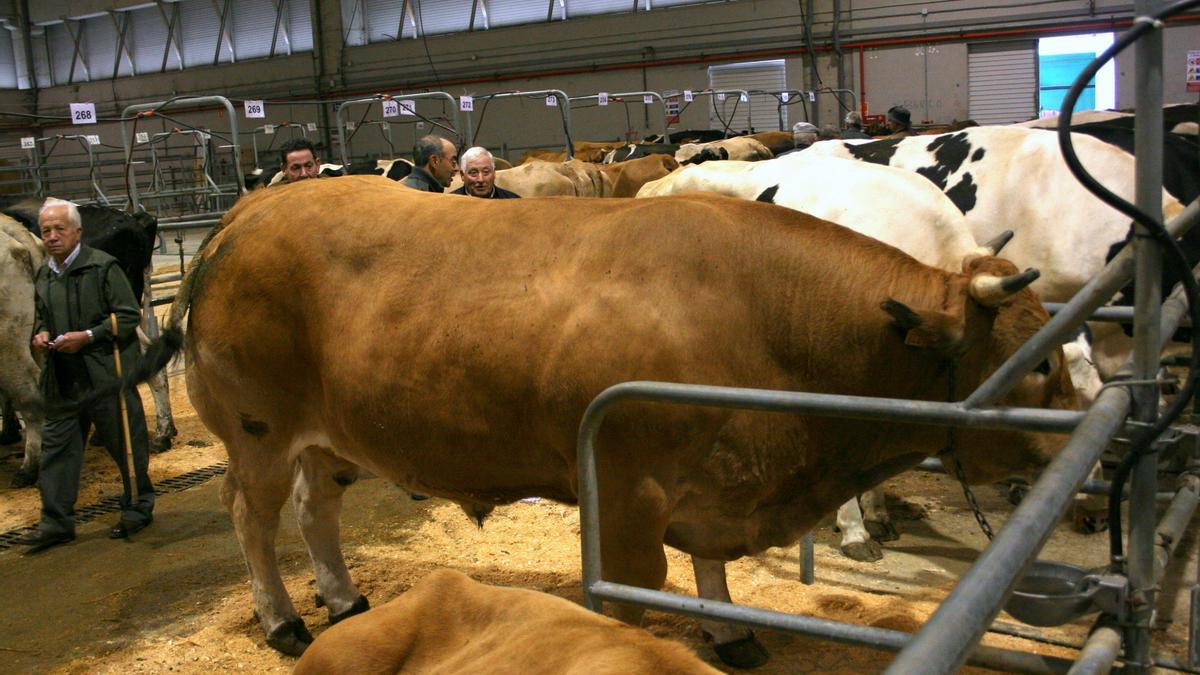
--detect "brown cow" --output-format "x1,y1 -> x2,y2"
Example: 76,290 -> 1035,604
294,569 -> 720,674
748,130 -> 795,155
448,155 -> 679,198
518,140 -> 623,165
139,177 -> 1074,666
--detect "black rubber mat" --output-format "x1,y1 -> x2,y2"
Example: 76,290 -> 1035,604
0,461 -> 226,551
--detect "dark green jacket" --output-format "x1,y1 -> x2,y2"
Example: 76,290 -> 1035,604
34,245 -> 142,397
401,166 -> 445,193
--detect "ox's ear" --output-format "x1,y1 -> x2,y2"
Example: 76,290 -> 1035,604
882,299 -> 965,353
719,147 -> 729,160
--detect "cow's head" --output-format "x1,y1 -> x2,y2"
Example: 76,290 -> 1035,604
883,255 -> 1078,482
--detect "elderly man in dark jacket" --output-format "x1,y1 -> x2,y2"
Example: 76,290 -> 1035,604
401,135 -> 458,193
15,198 -> 155,551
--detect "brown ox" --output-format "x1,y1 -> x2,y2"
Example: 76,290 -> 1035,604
675,137 -> 773,163
449,155 -> 679,197
518,140 -> 623,164
294,569 -> 720,674
747,130 -> 795,155
141,176 -> 1074,666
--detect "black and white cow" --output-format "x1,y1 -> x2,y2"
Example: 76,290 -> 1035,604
256,158 -> 414,188
0,199 -> 176,487
806,126 -> 1188,379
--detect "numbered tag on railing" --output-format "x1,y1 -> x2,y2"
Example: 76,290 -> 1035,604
808,91 -> 816,102
739,93 -> 748,102
86,134 -> 100,145
716,93 -> 726,102
399,100 -> 416,116
263,124 -> 275,135
546,95 -> 557,107
781,92 -> 790,102
459,95 -> 474,112
69,102 -> 96,125
244,100 -> 265,118
306,122 -> 318,131
643,94 -> 654,104
20,136 -> 34,149
598,92 -> 609,106
382,99 -> 400,117
135,132 -> 149,144
683,90 -> 693,102
346,121 -> 356,130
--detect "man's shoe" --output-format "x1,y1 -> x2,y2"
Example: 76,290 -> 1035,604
109,517 -> 152,539
14,529 -> 74,552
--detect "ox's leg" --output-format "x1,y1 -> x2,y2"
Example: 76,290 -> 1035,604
836,497 -> 882,562
0,394 -> 21,445
0,360 -> 44,488
1073,462 -> 1109,534
137,325 -> 177,453
860,487 -> 899,542
691,557 -> 770,669
221,452 -> 313,656
291,447 -> 369,625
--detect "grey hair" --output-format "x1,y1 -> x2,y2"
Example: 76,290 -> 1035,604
844,111 -> 863,127
460,146 -> 495,172
40,198 -> 81,229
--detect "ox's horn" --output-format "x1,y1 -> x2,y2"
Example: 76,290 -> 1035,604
969,267 -> 1041,307
982,230 -> 1015,255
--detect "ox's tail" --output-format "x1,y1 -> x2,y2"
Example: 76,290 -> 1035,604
71,217 -> 225,410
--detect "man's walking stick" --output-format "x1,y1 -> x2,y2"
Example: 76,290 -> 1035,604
110,313 -> 138,503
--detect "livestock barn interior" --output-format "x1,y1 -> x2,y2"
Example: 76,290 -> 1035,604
1,0 -> 1200,673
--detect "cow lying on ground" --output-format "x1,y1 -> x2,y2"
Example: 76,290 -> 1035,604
294,569 -> 719,674
126,176 -> 1076,665
805,126 -> 1186,379
0,198 -> 175,486
638,153 -> 1105,560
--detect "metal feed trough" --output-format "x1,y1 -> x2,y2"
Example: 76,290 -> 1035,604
575,4 -> 1200,672
334,93 -> 464,168
565,91 -> 671,145
466,90 -> 573,159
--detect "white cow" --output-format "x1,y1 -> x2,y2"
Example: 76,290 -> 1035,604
674,137 -> 773,164
0,215 -> 45,484
805,126 -> 1186,380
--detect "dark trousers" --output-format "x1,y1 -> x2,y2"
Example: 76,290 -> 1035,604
38,386 -> 155,536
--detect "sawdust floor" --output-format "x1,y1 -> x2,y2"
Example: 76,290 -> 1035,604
0,372 -> 1194,673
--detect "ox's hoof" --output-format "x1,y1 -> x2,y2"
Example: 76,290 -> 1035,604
10,467 -> 37,489
150,437 -> 172,454
714,633 -> 770,669
865,519 -> 900,542
841,540 -> 883,562
1007,481 -> 1029,506
265,617 -> 313,657
329,595 -> 370,624
1073,507 -> 1109,534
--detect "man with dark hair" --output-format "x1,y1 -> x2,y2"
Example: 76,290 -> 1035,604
401,135 -> 458,193
15,198 -> 155,551
278,138 -> 321,183
885,106 -> 915,138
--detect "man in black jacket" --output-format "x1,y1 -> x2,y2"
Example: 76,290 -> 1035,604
451,147 -> 520,199
401,135 -> 458,193
15,198 -> 155,551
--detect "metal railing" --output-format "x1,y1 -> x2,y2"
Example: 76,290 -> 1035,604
566,91 -> 670,144
574,7 -> 1197,672
334,93 -> 462,168
467,90 -> 573,158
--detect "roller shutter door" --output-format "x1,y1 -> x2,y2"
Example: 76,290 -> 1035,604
968,41 -> 1037,124
708,60 -> 787,132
